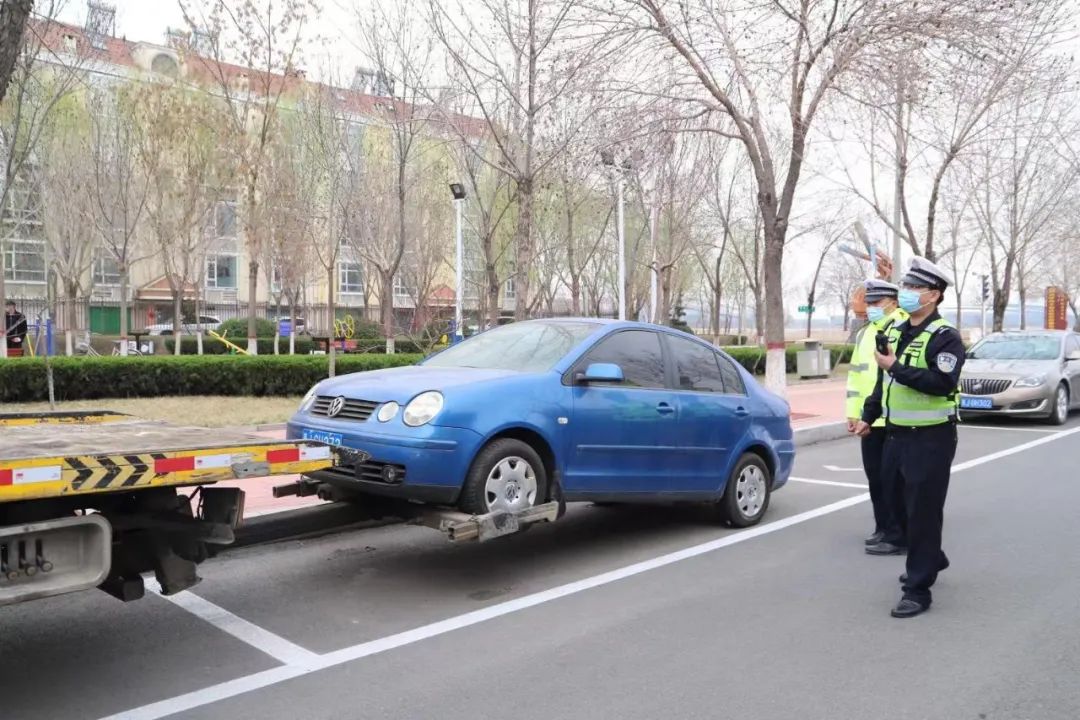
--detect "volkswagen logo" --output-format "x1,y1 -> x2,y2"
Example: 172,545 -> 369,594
327,396 -> 347,417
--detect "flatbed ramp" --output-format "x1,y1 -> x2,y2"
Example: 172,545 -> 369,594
0,411 -> 335,607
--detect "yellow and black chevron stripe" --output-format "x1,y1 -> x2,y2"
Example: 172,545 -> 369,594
66,453 -> 164,491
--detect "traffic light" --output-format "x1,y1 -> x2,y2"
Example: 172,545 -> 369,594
981,275 -> 990,303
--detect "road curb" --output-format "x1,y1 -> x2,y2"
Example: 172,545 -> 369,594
794,421 -> 850,447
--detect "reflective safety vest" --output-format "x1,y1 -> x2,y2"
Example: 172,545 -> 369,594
846,309 -> 906,426
885,317 -> 960,427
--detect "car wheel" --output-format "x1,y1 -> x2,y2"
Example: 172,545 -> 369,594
1048,384 -> 1069,426
718,453 -> 771,528
458,438 -> 548,516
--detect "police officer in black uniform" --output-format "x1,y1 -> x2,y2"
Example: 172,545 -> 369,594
856,257 -> 966,618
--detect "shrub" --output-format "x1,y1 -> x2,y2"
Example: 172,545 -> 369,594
721,344 -> 854,375
216,317 -> 278,338
0,354 -> 423,403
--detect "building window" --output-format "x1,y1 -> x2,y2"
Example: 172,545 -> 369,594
270,264 -> 283,294
93,252 -> 121,285
206,254 -> 237,289
3,239 -> 46,283
214,200 -> 237,240
339,261 -> 363,294
504,276 -> 516,300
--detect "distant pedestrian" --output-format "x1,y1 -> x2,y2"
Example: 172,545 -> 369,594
4,300 -> 27,357
846,279 -> 907,546
856,257 -> 965,618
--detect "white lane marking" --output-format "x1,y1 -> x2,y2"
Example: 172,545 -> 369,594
105,424 -> 1080,720
789,476 -> 868,489
103,493 -> 870,720
150,588 -> 320,668
959,424 -> 1058,434
823,465 -> 863,473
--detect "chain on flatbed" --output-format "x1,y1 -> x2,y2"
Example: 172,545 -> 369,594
0,412 -> 334,504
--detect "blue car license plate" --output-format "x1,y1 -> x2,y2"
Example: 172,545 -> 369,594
960,397 -> 993,410
302,429 -> 343,446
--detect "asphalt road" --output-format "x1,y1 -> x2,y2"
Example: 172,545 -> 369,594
3,415 -> 1079,720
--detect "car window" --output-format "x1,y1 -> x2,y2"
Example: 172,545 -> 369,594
424,321 -> 599,373
668,335 -> 725,393
1067,335 -> 1080,355
968,335 -> 1062,360
579,330 -> 665,389
717,354 -> 747,395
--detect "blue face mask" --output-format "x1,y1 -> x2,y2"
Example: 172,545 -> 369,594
898,289 -> 925,313
866,307 -> 886,323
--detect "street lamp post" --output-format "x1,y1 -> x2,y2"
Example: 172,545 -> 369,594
600,148 -> 627,321
449,183 -> 467,343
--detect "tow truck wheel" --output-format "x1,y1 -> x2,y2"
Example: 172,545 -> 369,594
459,439 -> 548,516
718,453 -> 771,528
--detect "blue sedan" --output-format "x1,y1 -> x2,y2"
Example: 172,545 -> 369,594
287,319 -> 794,527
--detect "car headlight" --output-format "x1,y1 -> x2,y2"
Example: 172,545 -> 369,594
403,391 -> 443,427
299,385 -> 319,411
1014,375 -> 1046,389
377,401 -> 400,423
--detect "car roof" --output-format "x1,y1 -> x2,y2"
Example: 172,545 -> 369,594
987,330 -> 1071,336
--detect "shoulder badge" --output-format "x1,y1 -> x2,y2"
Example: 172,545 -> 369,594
936,352 -> 958,373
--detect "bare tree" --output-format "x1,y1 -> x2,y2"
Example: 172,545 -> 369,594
621,0 -> 1040,393
181,0 -> 314,353
38,115 -> 94,354
0,3 -> 84,357
88,85 -> 150,356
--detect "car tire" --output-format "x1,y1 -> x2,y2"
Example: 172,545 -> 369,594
1048,384 -> 1069,426
718,453 -> 772,528
458,438 -> 548,516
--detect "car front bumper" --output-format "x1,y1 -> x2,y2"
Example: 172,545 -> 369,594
286,417 -> 485,504
959,384 -> 1056,417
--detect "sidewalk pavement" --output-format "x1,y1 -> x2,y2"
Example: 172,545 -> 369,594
232,378 -> 851,518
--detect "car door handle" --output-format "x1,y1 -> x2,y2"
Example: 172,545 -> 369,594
734,406 -> 750,417
656,402 -> 675,415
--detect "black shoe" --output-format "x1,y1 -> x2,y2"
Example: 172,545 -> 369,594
899,557 -> 950,583
866,542 -> 906,556
890,598 -> 929,618
864,531 -> 885,546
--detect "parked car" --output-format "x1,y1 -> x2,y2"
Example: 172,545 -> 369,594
287,319 -> 794,527
959,330 -> 1080,425
146,315 -> 222,336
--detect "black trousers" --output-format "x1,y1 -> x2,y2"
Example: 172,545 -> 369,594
881,423 -> 957,605
860,427 -> 889,533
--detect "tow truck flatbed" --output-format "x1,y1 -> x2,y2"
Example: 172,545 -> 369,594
0,411 -> 336,607
1,411 -> 333,504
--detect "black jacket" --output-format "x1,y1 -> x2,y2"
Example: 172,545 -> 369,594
5,311 -> 27,346
861,310 -> 966,426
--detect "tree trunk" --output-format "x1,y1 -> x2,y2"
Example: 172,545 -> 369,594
327,264 -> 336,377
486,260 -> 500,329
761,218 -> 787,396
246,258 -> 259,354
513,177 -> 534,322
380,270 -> 394,339
119,266 -> 130,356
0,0 -> 32,105
173,289 -> 183,356
1018,285 -> 1027,330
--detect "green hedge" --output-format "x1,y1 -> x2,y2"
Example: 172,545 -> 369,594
722,345 -> 854,375
0,355 -> 423,402
217,317 -> 278,337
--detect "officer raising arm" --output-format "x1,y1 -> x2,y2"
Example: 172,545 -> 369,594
855,257 -> 966,618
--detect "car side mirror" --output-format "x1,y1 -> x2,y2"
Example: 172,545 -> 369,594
1067,350 -> 1080,362
578,362 -> 624,384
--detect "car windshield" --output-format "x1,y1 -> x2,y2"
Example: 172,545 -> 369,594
969,336 -> 1061,360
424,321 -> 599,372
